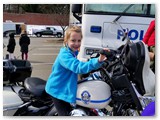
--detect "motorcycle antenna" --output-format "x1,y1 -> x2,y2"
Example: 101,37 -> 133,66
112,4 -> 134,41
112,4 -> 134,23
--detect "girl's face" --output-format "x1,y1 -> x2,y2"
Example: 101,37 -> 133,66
67,31 -> 82,52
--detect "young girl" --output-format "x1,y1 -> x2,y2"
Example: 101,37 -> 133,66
45,26 -> 109,116
7,33 -> 16,59
19,30 -> 30,60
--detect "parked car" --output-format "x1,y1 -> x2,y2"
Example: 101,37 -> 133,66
33,27 -> 63,38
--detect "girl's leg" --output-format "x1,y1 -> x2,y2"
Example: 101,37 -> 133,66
25,53 -> 28,60
52,97 -> 72,116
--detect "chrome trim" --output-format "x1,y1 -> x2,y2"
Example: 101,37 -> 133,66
3,102 -> 31,111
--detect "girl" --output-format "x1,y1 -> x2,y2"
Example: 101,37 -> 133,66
45,26 -> 109,116
7,33 -> 16,59
19,30 -> 30,60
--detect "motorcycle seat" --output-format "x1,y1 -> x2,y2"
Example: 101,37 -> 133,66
124,41 -> 145,95
24,77 -> 46,97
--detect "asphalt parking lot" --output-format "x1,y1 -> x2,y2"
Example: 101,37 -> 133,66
3,36 -> 63,80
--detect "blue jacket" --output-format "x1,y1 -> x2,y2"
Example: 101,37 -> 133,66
45,46 -> 103,103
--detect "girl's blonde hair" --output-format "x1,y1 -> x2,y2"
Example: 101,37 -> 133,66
64,26 -> 82,46
21,30 -> 27,35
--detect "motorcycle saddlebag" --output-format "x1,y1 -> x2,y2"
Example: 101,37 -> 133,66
3,90 -> 23,116
3,59 -> 32,84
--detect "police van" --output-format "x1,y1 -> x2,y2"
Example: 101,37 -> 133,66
70,4 -> 155,61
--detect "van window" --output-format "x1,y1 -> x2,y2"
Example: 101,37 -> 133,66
85,4 -> 155,16
150,4 -> 155,15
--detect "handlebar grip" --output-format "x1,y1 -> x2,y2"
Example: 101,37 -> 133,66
99,49 -> 112,57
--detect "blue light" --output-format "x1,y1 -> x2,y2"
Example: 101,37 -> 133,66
90,26 -> 101,33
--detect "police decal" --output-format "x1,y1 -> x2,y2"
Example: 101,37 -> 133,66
81,91 -> 91,104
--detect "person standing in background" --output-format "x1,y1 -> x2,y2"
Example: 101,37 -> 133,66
7,33 -> 16,59
142,20 -> 155,73
19,30 -> 30,60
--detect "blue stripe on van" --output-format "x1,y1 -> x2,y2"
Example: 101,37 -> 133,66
76,96 -> 111,103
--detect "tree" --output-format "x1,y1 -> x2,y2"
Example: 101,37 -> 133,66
20,4 -> 42,13
39,4 -> 70,38
3,4 -> 21,13
3,4 -> 70,14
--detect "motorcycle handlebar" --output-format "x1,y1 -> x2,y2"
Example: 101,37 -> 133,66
98,49 -> 120,62
99,49 -> 112,57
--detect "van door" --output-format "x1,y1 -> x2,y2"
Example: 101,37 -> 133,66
102,17 -> 153,50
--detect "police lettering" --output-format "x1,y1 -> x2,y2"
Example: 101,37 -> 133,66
117,29 -> 144,40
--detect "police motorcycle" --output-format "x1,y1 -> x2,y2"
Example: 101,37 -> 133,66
71,28 -> 155,116
44,36 -> 154,116
3,59 -> 54,116
74,41 -> 155,116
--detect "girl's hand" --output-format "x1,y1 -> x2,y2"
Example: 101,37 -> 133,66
98,48 -> 110,62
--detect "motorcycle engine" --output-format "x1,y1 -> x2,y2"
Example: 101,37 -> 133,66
70,109 -> 87,116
